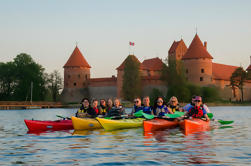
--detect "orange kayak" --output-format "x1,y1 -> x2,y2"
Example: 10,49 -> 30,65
179,118 -> 210,135
143,118 -> 179,132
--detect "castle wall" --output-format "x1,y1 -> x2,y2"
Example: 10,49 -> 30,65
183,58 -> 212,85
142,85 -> 167,97
116,70 -> 124,98
60,87 -> 89,103
89,86 -> 117,100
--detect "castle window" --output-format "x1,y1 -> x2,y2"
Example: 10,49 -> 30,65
68,75 -> 70,78
200,77 -> 203,81
147,70 -> 151,76
74,82 -> 77,86
66,83 -> 68,87
85,75 -> 88,80
78,74 -> 80,78
186,69 -> 188,74
201,68 -> 204,73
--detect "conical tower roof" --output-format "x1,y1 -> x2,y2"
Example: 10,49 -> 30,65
182,34 -> 213,60
64,46 -> 91,68
116,54 -> 145,70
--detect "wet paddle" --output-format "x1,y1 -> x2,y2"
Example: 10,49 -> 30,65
164,111 -> 185,118
56,115 -> 71,120
207,113 -> 234,125
133,110 -> 154,119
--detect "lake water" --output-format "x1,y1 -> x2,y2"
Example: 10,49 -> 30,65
0,106 -> 250,165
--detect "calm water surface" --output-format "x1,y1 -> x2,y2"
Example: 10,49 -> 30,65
0,106 -> 250,165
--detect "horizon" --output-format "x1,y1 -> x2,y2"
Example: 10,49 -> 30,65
1,0 -> 251,78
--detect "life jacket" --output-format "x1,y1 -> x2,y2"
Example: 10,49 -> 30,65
188,106 -> 204,118
154,105 -> 170,117
133,106 -> 143,113
107,106 -> 124,117
143,106 -> 153,115
76,106 -> 96,118
93,107 -> 99,115
168,105 -> 180,113
99,105 -> 107,115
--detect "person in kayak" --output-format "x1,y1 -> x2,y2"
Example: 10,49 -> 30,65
98,99 -> 107,116
167,96 -> 184,113
92,99 -> 99,115
106,98 -> 125,117
153,97 -> 173,117
106,98 -> 113,115
183,95 -> 196,112
183,95 -> 211,113
76,98 -> 97,118
131,97 -> 143,115
181,96 -> 210,121
142,96 -> 153,115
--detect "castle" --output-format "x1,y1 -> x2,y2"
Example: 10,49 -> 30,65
60,33 -> 251,102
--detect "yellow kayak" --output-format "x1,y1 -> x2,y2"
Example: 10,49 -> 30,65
96,117 -> 144,131
71,116 -> 102,130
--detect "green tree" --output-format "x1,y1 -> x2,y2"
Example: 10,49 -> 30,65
201,86 -> 220,102
122,55 -> 141,101
230,67 -> 247,102
0,62 -> 16,100
149,88 -> 163,106
162,58 -> 189,102
13,53 -> 47,101
47,70 -> 63,102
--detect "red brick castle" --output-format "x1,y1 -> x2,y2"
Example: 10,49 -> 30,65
61,34 -> 251,102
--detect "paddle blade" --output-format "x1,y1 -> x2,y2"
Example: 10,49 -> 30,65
56,115 -> 66,119
207,113 -> 213,119
165,111 -> 184,118
142,112 -> 154,119
218,119 -> 234,125
133,110 -> 143,117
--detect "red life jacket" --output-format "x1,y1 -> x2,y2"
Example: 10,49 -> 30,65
189,106 -> 204,118
93,107 -> 99,115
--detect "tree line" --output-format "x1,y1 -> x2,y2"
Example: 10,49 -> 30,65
121,56 -> 251,103
0,53 -> 63,101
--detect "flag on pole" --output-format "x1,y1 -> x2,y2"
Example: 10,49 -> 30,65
129,41 -> 135,46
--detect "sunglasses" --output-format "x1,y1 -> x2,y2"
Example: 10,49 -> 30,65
157,100 -> 163,103
195,100 -> 201,102
134,100 -> 139,103
171,101 -> 176,103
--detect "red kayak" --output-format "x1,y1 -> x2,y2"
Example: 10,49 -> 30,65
144,118 -> 179,132
24,119 -> 73,131
179,118 -> 210,135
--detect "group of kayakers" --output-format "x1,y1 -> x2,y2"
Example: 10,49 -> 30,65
76,95 -> 210,121
76,98 -> 125,118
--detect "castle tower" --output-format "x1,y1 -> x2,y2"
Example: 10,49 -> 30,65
168,39 -> 187,61
116,54 -> 142,98
182,34 -> 213,85
246,56 -> 251,79
61,46 -> 91,102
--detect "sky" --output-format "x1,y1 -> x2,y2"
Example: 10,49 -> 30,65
0,0 -> 251,78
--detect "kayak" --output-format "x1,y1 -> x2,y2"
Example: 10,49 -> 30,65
24,119 -> 73,131
143,118 -> 179,132
71,116 -> 102,130
96,117 -> 144,131
179,118 -> 210,135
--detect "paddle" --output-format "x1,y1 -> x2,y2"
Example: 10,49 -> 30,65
56,115 -> 71,120
217,119 -> 234,125
207,113 -> 234,125
133,110 -> 154,119
164,111 -> 185,118
104,114 -> 129,120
